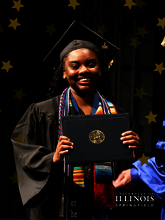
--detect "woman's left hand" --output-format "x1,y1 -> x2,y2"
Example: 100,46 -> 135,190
120,130 -> 142,160
112,169 -> 135,188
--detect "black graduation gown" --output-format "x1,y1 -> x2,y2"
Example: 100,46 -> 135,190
11,95 -> 139,220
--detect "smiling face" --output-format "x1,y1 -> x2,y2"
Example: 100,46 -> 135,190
63,48 -> 101,96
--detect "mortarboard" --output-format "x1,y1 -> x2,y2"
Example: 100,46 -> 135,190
43,20 -> 120,67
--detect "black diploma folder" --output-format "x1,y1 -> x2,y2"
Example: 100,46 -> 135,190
61,113 -> 133,163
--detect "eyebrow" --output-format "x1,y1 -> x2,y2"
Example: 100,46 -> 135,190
68,58 -> 97,64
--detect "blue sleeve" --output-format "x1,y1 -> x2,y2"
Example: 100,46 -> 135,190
132,158 -> 165,201
130,167 -> 143,184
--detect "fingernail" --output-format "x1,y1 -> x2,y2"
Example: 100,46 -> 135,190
123,141 -> 126,143
122,133 -> 125,136
120,137 -> 124,140
72,143 -> 74,145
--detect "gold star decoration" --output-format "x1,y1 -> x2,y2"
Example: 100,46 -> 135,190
136,26 -> 148,38
124,0 -> 136,10
145,111 -> 157,124
1,60 -> 13,72
129,37 -> 141,49
0,24 -> 4,33
45,24 -> 57,36
9,172 -> 21,184
13,132 -> 26,145
156,17 -> 165,29
8,18 -> 21,30
68,0 -> 80,10
97,24 -> 108,36
12,0 -> 24,12
134,87 -> 146,99
138,154 -> 150,166
161,37 -> 165,47
14,89 -> 26,101
135,0 -> 145,9
154,62 -> 165,75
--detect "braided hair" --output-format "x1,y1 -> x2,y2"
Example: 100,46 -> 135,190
46,55 -> 69,99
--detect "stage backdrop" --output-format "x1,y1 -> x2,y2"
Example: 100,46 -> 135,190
0,0 -> 165,219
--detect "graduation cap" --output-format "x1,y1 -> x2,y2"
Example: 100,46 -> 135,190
43,20 -> 120,67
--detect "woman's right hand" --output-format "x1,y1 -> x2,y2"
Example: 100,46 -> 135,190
53,136 -> 74,163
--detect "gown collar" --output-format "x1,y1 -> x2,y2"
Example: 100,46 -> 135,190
69,89 -> 100,115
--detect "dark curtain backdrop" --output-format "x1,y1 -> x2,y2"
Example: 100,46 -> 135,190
0,0 -> 164,219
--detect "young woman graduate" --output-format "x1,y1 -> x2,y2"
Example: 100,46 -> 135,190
113,109 -> 165,220
11,21 -> 142,220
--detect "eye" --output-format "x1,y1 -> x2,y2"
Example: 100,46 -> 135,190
70,64 -> 79,69
88,63 -> 96,68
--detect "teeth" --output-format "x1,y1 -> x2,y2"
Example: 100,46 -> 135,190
79,78 -> 90,82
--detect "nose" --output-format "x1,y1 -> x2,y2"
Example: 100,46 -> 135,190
79,65 -> 88,73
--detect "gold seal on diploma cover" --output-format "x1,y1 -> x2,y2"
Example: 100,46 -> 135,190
89,130 -> 105,144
